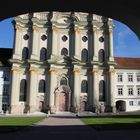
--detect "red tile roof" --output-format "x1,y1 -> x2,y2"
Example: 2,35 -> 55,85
115,57 -> 140,69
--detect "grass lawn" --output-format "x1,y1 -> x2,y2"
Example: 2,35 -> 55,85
81,115 -> 140,130
0,116 -> 46,133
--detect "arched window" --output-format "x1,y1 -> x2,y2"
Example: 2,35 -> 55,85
60,77 -> 67,85
38,80 -> 46,93
61,48 -> 68,56
40,48 -> 47,61
81,48 -> 88,62
22,47 -> 29,60
81,80 -> 88,93
99,80 -> 105,101
19,79 -> 27,101
99,49 -> 105,63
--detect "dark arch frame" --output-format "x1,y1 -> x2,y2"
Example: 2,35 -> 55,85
19,79 -> 27,101
98,49 -> 105,63
38,79 -> 46,93
99,80 -> 105,101
22,47 -> 29,61
61,48 -> 68,56
81,80 -> 88,93
40,47 -> 47,61
60,77 -> 67,85
81,48 -> 88,62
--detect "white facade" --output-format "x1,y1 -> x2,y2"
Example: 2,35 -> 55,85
115,69 -> 140,112
0,11 -> 140,114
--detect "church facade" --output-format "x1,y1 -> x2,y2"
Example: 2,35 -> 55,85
1,12 -> 140,114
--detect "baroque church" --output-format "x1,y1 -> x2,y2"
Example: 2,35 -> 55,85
1,12 -> 140,114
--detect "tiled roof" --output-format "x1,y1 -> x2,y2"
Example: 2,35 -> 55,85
114,57 -> 140,69
0,48 -> 13,67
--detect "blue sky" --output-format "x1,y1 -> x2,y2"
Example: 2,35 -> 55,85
0,17 -> 140,58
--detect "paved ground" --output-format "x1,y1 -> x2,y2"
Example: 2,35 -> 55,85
0,112 -> 140,140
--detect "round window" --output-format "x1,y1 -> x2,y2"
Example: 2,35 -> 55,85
82,36 -> 88,42
41,34 -> 47,41
62,35 -> 68,42
23,34 -> 29,40
99,36 -> 104,42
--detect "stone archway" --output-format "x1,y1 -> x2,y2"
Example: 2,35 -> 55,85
116,100 -> 126,112
55,85 -> 71,112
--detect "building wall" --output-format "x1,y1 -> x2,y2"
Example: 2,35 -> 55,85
115,69 -> 140,112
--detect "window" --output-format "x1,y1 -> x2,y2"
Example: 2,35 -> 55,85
118,88 -> 123,95
62,35 -> 68,42
3,72 -> 9,81
40,47 -> 47,61
22,47 -> 29,60
128,88 -> 133,95
81,48 -> 88,62
99,80 -> 105,101
137,75 -> 140,82
82,36 -> 88,42
61,48 -> 68,56
99,49 -> 105,63
138,101 -> 140,106
3,85 -> 9,96
117,74 -> 123,82
19,79 -> 27,101
81,80 -> 88,93
60,77 -> 67,85
128,74 -> 133,82
129,101 -> 134,106
41,34 -> 47,41
137,88 -> 140,95
38,80 -> 45,93
23,34 -> 29,40
99,36 -> 104,42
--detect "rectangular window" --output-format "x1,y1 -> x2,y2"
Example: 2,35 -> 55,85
128,88 -> 133,95
128,74 -> 133,82
137,75 -> 140,82
118,88 -> 123,95
3,85 -> 9,96
3,72 -> 9,81
129,101 -> 134,106
137,88 -> 140,95
118,75 -> 123,82
138,101 -> 140,106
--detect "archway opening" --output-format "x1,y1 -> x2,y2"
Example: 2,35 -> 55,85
116,100 -> 126,112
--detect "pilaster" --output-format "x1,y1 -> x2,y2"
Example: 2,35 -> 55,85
9,68 -> 20,114
92,26 -> 98,61
28,68 -> 38,112
30,26 -> 39,60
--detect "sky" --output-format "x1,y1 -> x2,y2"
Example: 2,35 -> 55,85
0,17 -> 140,58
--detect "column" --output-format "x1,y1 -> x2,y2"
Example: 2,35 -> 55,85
30,26 -> 39,60
108,68 -> 116,112
108,26 -> 114,61
74,25 -> 80,58
51,25 -> 58,58
28,69 -> 38,112
72,69 -> 80,112
92,26 -> 98,61
10,68 -> 20,114
92,67 -> 99,112
13,26 -> 22,60
49,70 -> 56,113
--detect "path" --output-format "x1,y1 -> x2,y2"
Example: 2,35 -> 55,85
0,112 -> 140,140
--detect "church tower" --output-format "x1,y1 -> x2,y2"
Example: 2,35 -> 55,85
9,12 -> 116,114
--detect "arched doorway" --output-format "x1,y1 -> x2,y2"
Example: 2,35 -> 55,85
116,100 -> 126,112
55,85 -> 71,112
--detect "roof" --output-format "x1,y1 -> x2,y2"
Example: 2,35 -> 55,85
114,57 -> 140,69
0,48 -> 13,67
